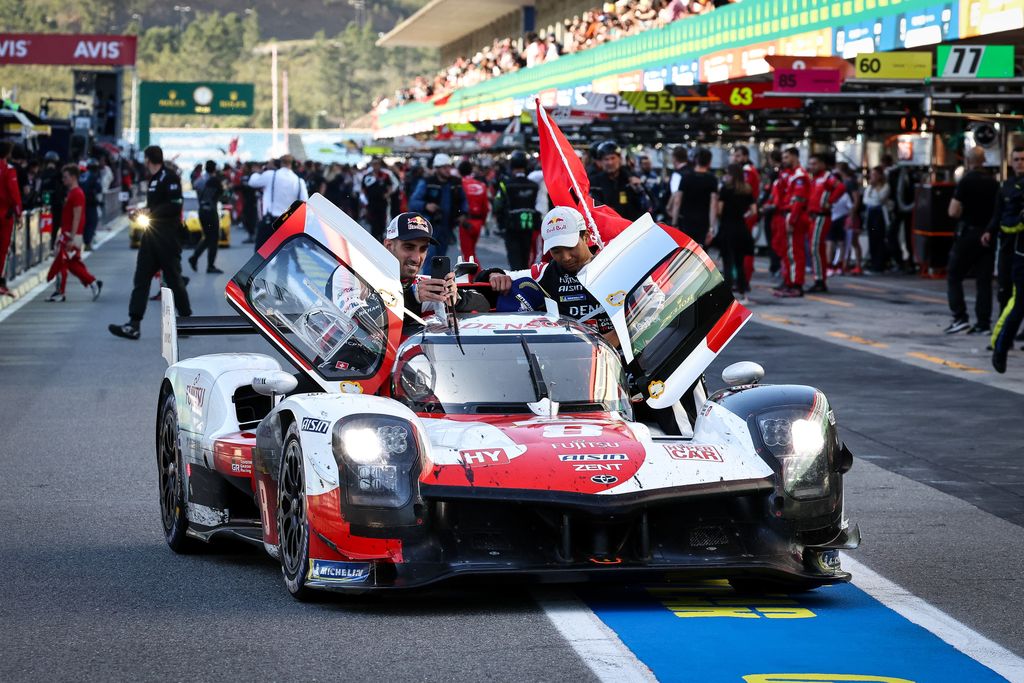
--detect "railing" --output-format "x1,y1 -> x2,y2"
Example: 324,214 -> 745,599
1,188 -> 126,284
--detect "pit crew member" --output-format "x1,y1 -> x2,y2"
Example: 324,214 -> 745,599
774,147 -> 809,298
806,153 -> 846,293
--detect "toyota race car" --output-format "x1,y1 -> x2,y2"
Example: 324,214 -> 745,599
130,190 -> 231,249
155,193 -> 860,599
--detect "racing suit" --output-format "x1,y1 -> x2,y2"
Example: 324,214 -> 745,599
807,170 -> 846,285
0,158 -> 22,291
493,172 -> 541,270
779,166 -> 810,290
766,167 -> 793,281
460,173 -> 489,263
741,162 -> 761,284
527,257 -> 614,336
127,165 -> 192,324
988,174 -> 1024,354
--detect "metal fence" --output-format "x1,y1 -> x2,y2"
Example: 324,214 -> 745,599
1,188 -> 124,284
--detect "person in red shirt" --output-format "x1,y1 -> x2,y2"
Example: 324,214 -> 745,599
458,160 -> 489,263
46,165 -> 102,302
775,147 -> 810,298
806,153 -> 846,293
766,160 -> 793,284
0,140 -> 23,297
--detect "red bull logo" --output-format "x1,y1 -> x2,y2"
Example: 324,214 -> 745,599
407,215 -> 430,232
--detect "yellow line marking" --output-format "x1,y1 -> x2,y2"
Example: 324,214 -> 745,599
906,293 -> 947,305
758,313 -> 796,325
827,331 -> 889,348
838,282 -> 887,293
907,351 -> 988,374
805,294 -> 855,307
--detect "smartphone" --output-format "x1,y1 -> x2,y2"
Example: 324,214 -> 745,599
430,255 -> 451,281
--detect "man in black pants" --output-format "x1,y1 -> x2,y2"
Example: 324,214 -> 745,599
987,146 -> 1024,372
944,147 -> 999,335
188,160 -> 224,274
493,151 -> 540,270
109,146 -> 192,340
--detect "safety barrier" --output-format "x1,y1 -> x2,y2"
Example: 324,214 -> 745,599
1,188 -> 125,284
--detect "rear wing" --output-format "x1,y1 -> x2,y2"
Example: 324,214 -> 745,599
160,287 -> 257,366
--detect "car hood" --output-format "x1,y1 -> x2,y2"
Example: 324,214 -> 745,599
418,410 -> 773,497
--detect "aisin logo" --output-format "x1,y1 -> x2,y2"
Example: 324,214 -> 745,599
591,474 -> 618,485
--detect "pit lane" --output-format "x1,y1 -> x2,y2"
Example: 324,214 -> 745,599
0,225 -> 1021,681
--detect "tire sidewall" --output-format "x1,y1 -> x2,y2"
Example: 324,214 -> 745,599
278,422 -> 311,598
158,392 -> 190,550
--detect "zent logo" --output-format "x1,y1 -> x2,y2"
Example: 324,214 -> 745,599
591,474 -> 618,485
301,418 -> 330,434
307,559 -> 371,584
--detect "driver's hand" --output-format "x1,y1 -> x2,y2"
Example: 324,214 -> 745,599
489,272 -> 513,294
417,273 -> 457,304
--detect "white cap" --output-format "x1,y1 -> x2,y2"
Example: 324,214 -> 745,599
541,206 -> 586,254
432,153 -> 453,168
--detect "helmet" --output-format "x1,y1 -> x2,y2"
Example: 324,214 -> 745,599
508,150 -> 528,170
44,151 -> 60,163
596,141 -> 621,160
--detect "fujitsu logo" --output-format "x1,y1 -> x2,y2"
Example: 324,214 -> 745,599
552,440 -> 620,450
0,40 -> 29,58
185,384 -> 205,410
73,40 -> 121,60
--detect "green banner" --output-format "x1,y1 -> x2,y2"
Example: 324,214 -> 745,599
138,81 -> 255,148
936,45 -> 1014,78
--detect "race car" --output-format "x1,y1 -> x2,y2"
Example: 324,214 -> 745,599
129,190 -> 231,249
155,193 -> 859,599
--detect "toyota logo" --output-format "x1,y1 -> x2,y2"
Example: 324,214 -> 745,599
591,474 -> 618,485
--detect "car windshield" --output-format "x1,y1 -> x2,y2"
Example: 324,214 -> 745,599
182,195 -> 198,212
392,331 -> 631,416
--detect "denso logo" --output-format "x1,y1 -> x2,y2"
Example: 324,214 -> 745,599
460,448 -> 510,466
663,444 -> 723,462
0,40 -> 28,58
73,40 -> 120,60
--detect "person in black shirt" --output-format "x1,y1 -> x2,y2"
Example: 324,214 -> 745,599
985,146 -> 1024,372
361,157 -> 395,242
716,163 -> 756,301
944,147 -> 1000,334
493,151 -> 541,270
237,161 -> 259,243
39,151 -> 64,249
188,160 -> 225,274
588,141 -> 648,222
109,146 -> 192,340
677,147 -> 718,246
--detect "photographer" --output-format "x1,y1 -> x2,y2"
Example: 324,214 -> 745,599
248,154 -> 308,249
188,160 -> 225,274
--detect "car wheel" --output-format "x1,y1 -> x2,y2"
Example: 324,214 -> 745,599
278,422 -> 314,601
157,392 -> 194,552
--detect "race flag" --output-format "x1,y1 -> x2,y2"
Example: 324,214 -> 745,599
535,99 -> 632,249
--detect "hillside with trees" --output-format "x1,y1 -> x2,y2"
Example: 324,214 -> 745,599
0,0 -> 435,129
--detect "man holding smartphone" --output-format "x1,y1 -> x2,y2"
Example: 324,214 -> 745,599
383,212 -> 510,334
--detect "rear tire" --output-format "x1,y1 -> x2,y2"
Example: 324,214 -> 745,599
157,392 -> 194,552
278,422 -> 314,601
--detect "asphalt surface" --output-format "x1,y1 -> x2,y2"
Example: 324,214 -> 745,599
1,221 -> 1022,680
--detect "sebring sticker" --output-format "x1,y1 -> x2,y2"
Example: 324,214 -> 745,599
663,444 -> 724,462
301,417 -> 330,434
307,559 -> 371,584
606,290 -> 627,307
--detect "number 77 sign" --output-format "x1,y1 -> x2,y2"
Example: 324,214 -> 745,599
937,45 -> 1014,78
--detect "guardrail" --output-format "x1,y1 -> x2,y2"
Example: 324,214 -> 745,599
1,188 -> 126,284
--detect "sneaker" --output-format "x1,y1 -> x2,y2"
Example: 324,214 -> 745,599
84,244 -> 93,252
90,280 -> 103,301
849,265 -> 863,276
108,322 -> 140,340
188,254 -> 198,272
773,286 -> 804,298
943,319 -> 971,334
45,291 -> 65,302
992,350 -> 1008,374
966,325 -> 991,335
807,280 -> 828,293
206,266 -> 224,274
0,285 -> 13,298
737,294 -> 750,305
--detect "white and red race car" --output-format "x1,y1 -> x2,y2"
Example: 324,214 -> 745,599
156,193 -> 859,599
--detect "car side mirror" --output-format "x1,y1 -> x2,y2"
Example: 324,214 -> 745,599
721,361 -> 764,387
252,371 -> 298,397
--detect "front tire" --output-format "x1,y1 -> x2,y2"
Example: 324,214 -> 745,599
278,422 -> 314,600
157,392 -> 194,552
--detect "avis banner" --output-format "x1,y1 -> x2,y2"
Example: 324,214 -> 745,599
0,33 -> 137,66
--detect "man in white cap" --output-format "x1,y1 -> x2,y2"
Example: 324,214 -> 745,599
507,206 -> 617,345
408,152 -> 467,266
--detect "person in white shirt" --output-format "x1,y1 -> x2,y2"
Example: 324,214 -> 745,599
248,154 -> 309,248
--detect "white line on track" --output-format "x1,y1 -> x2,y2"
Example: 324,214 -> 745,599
533,588 -> 657,682
0,217 -> 127,325
845,556 -> 1024,683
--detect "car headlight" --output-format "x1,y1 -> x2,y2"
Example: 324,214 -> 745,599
134,212 -> 150,227
332,416 -> 419,509
757,394 -> 831,500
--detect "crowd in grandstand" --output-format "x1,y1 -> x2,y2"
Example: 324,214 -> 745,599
375,0 -> 734,112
